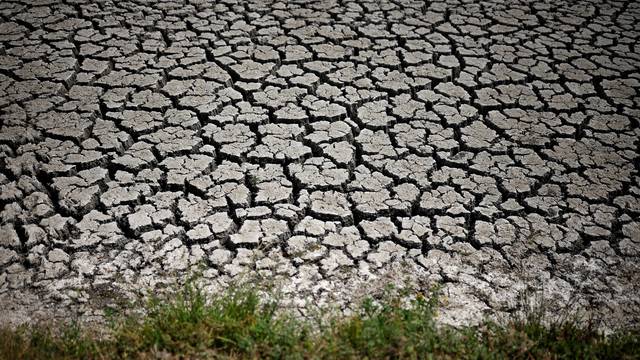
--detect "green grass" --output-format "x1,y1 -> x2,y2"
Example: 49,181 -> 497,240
1,283 -> 638,360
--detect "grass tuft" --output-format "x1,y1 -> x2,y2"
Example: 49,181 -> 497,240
1,282 -> 638,359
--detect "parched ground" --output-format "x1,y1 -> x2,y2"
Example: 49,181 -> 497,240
0,0 -> 639,329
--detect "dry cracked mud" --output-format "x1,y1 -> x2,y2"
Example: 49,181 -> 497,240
0,0 -> 639,329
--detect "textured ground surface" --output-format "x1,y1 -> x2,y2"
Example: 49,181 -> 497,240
0,0 -> 639,328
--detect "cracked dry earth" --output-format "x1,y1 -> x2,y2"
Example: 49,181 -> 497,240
1,0 -> 640,329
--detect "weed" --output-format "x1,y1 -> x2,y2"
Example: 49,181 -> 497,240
1,282 -> 638,359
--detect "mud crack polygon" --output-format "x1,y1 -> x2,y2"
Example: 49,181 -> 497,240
0,0 -> 639,327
